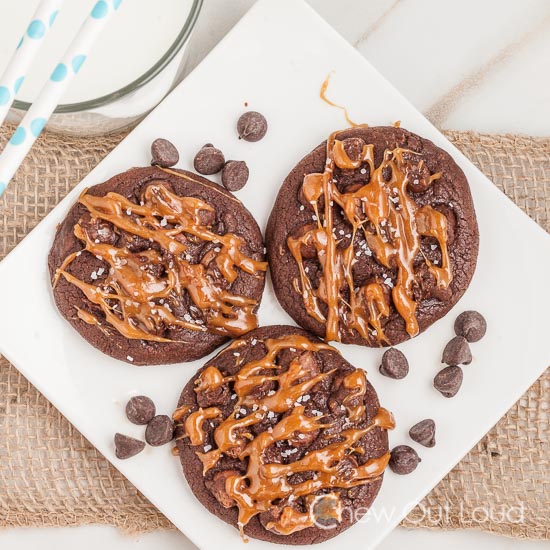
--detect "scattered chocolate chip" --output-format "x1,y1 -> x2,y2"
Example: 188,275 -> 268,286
151,138 -> 179,168
237,111 -> 268,142
389,445 -> 421,474
379,348 -> 409,379
194,145 -> 225,175
409,419 -> 436,448
125,395 -> 156,425
454,310 -> 487,342
114,433 -> 145,459
222,160 -> 249,191
145,414 -> 175,446
442,336 -> 472,365
434,365 -> 463,398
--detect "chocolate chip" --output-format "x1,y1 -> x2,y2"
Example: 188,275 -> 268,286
237,111 -> 268,142
389,445 -> 421,474
145,414 -> 175,446
114,433 -> 145,459
125,395 -> 156,425
151,138 -> 179,168
221,160 -> 249,191
434,365 -> 463,398
194,145 -> 225,175
454,310 -> 487,342
409,419 -> 436,447
379,348 -> 409,379
442,336 -> 472,365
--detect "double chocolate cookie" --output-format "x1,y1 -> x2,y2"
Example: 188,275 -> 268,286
48,166 -> 267,365
174,325 -> 393,544
267,126 -> 479,347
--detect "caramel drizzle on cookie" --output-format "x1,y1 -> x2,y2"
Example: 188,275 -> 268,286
54,182 -> 267,341
177,334 -> 395,538
287,129 -> 452,343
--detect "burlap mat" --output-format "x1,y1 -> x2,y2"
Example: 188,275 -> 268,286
0,126 -> 548,540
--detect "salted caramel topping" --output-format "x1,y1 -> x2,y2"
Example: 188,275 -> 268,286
288,129 -> 452,343
178,334 -> 395,538
54,181 -> 267,342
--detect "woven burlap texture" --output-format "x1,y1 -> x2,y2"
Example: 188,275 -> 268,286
0,127 -> 548,540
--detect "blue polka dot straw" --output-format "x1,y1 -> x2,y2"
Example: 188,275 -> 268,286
0,0 -> 66,127
0,0 -> 123,198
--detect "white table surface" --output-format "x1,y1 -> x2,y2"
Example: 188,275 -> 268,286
2,0 -> 548,548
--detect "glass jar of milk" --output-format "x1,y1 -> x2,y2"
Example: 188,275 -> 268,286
2,0 -> 202,135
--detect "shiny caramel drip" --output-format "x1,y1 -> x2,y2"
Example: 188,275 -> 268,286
178,334 -> 395,537
54,182 -> 267,341
288,130 -> 452,343
320,73 -> 362,128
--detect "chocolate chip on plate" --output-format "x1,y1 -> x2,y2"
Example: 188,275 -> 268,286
145,414 -> 175,446
434,365 -> 463,398
409,419 -> 436,448
237,111 -> 268,142
222,160 -> 249,191
125,395 -> 156,425
442,336 -> 472,365
379,348 -> 409,379
114,433 -> 146,459
389,445 -> 421,475
151,138 -> 179,168
454,310 -> 487,342
194,144 -> 225,175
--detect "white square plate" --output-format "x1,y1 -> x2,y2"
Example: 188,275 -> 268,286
1,0 -> 549,548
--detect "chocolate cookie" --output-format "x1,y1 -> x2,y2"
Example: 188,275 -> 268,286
266,126 -> 479,347
173,325 -> 393,544
48,166 -> 267,365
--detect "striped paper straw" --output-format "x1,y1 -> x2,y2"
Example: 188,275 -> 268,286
0,0 -> 123,197
0,0 -> 66,126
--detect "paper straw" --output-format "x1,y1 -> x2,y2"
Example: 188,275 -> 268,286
0,0 -> 123,197
0,0 -> 66,127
